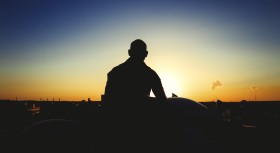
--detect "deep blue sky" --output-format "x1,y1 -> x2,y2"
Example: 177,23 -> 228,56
1,0 -> 280,56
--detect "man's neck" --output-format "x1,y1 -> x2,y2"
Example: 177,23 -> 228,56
127,57 -> 145,64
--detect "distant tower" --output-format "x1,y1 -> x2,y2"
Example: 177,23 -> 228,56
251,86 -> 257,102
254,90 -> 257,101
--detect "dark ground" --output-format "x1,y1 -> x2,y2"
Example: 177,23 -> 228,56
1,100 -> 280,153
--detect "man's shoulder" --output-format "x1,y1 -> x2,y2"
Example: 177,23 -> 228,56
146,66 -> 156,73
108,63 -> 126,75
144,65 -> 159,77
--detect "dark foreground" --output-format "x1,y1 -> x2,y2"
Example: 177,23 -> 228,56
1,98 -> 280,153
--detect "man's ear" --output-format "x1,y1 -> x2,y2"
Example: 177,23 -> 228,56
145,51 -> 148,57
128,49 -> 131,57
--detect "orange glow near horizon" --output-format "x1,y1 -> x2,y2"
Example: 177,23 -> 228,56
2,82 -> 280,102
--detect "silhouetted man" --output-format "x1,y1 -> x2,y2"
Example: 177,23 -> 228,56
104,39 -> 167,107
103,40 -> 168,149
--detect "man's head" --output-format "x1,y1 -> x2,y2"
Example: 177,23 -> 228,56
128,39 -> 148,61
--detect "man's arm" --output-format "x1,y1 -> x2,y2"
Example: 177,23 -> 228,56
104,74 -> 111,96
151,72 -> 167,102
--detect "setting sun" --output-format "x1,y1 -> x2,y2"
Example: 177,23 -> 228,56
149,73 -> 181,98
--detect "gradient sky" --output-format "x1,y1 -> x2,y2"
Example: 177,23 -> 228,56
1,0 -> 280,102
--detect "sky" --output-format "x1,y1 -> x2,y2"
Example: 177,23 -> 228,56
1,0 -> 280,102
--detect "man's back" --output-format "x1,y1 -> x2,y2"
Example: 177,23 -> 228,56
105,59 -> 163,101
104,39 -> 166,107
